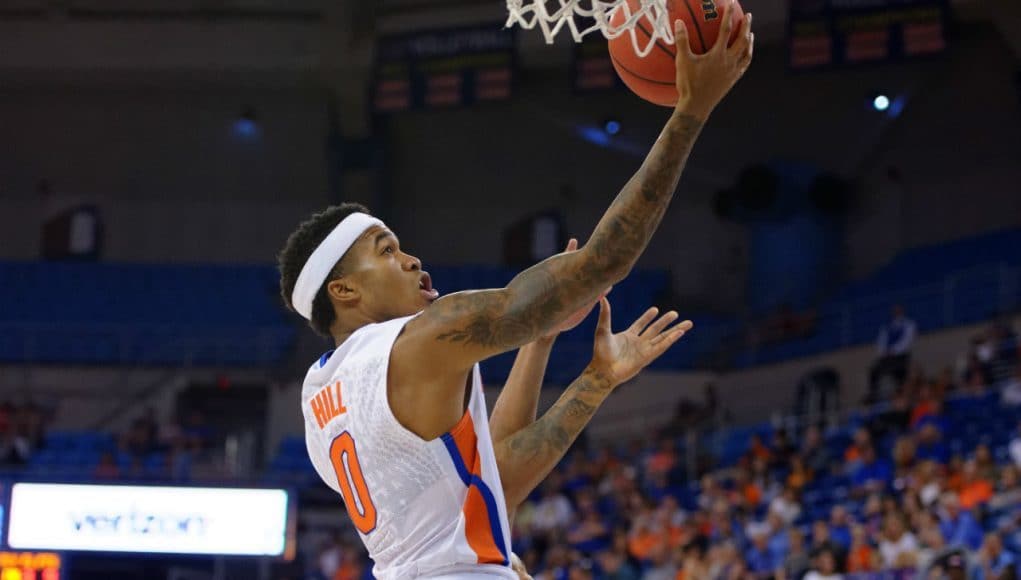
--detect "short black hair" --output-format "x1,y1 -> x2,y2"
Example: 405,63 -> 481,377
278,203 -> 371,337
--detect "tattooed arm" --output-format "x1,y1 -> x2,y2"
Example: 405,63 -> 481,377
496,298 -> 693,508
489,337 -> 556,445
390,8 -> 752,438
489,240 -> 610,445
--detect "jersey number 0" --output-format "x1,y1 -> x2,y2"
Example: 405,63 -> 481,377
329,432 -> 377,534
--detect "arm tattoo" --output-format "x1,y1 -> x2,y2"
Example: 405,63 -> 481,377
500,368 -> 614,502
433,113 -> 705,351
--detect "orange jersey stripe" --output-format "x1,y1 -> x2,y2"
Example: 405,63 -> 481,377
447,411 -> 504,564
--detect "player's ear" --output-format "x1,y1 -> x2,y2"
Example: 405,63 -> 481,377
327,277 -> 360,306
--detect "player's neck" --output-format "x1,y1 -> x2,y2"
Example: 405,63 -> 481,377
330,311 -> 376,347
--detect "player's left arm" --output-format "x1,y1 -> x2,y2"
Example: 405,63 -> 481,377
489,338 -> 556,445
494,297 -> 693,509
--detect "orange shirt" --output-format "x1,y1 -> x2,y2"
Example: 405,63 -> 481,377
628,531 -> 662,561
910,402 -> 937,427
847,545 -> 875,573
960,480 -> 994,509
845,445 -> 863,462
743,483 -> 763,506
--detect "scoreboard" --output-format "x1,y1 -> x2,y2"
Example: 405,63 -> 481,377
788,0 -> 950,69
373,24 -> 516,113
0,552 -> 61,580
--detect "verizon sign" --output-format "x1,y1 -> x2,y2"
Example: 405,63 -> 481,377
8,483 -> 290,556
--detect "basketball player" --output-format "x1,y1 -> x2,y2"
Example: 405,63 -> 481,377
277,5 -> 754,577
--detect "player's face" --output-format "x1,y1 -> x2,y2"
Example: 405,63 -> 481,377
348,226 -> 438,320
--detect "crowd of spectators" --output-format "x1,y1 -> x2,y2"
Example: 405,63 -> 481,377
300,315 -> 1020,580
92,407 -> 211,481
494,317 -> 1020,580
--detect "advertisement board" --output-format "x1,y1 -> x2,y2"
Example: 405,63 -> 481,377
7,484 -> 290,557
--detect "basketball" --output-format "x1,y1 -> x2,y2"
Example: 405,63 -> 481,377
608,0 -> 745,107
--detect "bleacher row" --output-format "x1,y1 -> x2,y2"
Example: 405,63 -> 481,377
0,228 -> 1017,375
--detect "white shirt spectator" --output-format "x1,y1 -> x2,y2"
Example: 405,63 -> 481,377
1009,434 -> 1021,469
531,493 -> 574,532
877,315 -> 917,356
804,573 -> 844,580
880,532 -> 919,568
770,495 -> 803,525
921,481 -> 943,507
1002,374 -> 1021,406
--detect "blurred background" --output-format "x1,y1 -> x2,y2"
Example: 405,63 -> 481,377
0,0 -> 1018,578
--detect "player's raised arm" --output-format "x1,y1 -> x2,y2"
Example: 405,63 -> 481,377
397,6 -> 753,374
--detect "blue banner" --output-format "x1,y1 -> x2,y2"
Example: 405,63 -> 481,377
788,0 -> 950,69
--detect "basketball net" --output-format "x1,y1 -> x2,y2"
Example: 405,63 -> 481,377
506,0 -> 674,58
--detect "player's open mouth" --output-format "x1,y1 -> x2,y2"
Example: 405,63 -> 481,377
419,272 -> 439,301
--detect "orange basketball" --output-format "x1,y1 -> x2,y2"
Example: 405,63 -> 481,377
608,0 -> 744,107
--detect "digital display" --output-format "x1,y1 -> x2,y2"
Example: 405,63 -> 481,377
0,552 -> 61,580
572,37 -> 626,93
373,24 -> 515,112
7,484 -> 291,557
788,0 -> 949,69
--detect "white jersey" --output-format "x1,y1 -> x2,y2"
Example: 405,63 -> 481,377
301,315 -> 515,580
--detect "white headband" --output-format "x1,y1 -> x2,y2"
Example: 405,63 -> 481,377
291,212 -> 385,320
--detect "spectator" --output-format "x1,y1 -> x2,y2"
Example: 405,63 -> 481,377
917,517 -> 952,572
0,423 -> 32,466
916,460 -> 945,507
879,512 -> 919,570
933,366 -> 958,399
916,423 -> 950,464
748,434 -> 773,463
972,532 -> 1019,580
746,528 -> 779,578
812,520 -> 847,570
734,468 -> 764,509
939,492 -> 984,550
770,486 -> 803,526
645,438 -> 677,479
788,455 -> 814,491
94,451 -> 120,479
1002,366 -> 1021,407
960,459 -> 995,510
675,541 -> 708,580
777,528 -> 809,579
642,542 -> 677,580
977,444 -> 999,482
595,549 -> 638,580
1009,423 -> 1021,470
852,446 -> 893,495
533,482 -> 575,533
964,352 -> 994,395
801,425 -> 831,476
990,465 -> 1021,513
846,524 -> 877,573
771,428 -> 796,469
804,548 -> 844,580
911,385 -> 942,429
844,428 -> 872,466
868,304 -> 917,403
829,505 -> 853,550
567,494 -> 610,554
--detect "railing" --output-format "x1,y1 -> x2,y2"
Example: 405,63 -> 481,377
708,261 -> 1020,369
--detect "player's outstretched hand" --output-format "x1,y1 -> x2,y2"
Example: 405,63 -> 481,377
588,298 -> 693,387
674,0 -> 753,119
